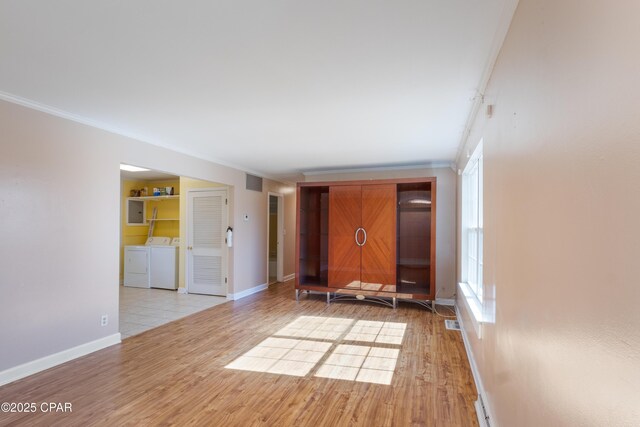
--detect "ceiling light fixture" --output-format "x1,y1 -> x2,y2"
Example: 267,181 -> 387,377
120,164 -> 150,172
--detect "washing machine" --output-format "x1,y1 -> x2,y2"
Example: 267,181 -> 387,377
149,238 -> 178,290
125,237 -> 177,289
124,245 -> 150,288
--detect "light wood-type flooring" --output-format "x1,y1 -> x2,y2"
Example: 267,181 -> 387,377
0,281 -> 478,426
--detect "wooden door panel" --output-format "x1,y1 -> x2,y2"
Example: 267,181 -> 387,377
328,185 -> 361,288
361,184 -> 396,289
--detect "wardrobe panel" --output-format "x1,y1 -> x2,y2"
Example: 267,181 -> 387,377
328,185 -> 362,289
361,184 -> 397,290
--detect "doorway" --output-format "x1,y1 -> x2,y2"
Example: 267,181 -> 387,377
267,192 -> 284,284
119,166 -> 230,338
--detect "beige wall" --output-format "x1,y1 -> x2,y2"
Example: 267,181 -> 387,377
456,0 -> 640,426
306,167 -> 457,299
0,99 -> 295,373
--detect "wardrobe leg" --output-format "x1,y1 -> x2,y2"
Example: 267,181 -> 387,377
393,297 -> 397,309
295,289 -> 299,302
327,292 -> 330,304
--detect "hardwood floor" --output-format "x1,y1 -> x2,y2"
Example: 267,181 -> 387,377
0,281 -> 478,426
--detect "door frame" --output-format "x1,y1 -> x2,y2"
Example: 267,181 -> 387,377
266,192 -> 284,284
186,187 -> 229,296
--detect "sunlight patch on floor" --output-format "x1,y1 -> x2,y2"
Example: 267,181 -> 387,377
225,316 -> 406,385
225,337 -> 332,377
315,344 -> 400,385
273,316 -> 354,340
343,320 -> 407,345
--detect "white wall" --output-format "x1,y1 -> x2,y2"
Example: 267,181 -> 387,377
456,0 -> 640,426
0,99 -> 295,374
306,167 -> 457,299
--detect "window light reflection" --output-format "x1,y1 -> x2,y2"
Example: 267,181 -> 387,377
225,337 -> 332,377
274,316 -> 354,340
224,316 -> 407,385
343,320 -> 407,345
315,345 -> 400,385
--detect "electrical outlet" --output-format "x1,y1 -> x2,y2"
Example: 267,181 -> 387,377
101,314 -> 108,326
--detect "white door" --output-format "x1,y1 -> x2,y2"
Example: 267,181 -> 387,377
187,189 -> 228,295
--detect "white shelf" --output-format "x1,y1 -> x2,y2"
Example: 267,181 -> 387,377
128,195 -> 179,201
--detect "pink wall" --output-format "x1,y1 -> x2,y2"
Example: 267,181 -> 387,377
456,0 -> 640,425
0,99 -> 295,375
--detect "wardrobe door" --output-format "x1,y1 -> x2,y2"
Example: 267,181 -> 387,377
328,185 -> 362,289
361,184 -> 397,290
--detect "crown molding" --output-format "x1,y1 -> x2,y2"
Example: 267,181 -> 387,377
302,161 -> 455,176
0,91 -> 292,185
454,0 -> 520,166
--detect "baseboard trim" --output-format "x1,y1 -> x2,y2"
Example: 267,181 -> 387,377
0,333 -> 121,387
435,298 -> 455,306
283,273 -> 295,282
475,397 -> 491,427
456,304 -> 495,427
227,283 -> 268,301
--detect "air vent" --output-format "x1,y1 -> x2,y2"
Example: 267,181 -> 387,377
445,319 -> 461,331
246,173 -> 263,192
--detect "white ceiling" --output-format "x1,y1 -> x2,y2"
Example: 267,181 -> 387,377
0,1 -> 516,180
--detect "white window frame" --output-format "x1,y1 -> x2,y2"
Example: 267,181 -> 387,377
460,140 -> 484,337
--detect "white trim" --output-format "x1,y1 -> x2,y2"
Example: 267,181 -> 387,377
187,187 -> 226,193
302,162 -> 455,176
458,282 -> 483,338
0,333 -> 121,387
226,283 -> 268,301
0,90 -> 289,184
454,0 -> 520,165
283,273 -> 296,282
456,304 -> 496,427
463,140 -> 484,175
475,399 -> 490,427
435,298 -> 455,306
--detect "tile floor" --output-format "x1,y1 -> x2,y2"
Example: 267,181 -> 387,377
119,286 -> 227,339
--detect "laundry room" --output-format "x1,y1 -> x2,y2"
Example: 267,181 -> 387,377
119,165 -> 229,338
120,170 -> 180,290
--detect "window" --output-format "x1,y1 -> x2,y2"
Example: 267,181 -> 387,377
462,141 -> 483,304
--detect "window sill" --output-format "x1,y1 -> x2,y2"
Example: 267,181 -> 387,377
458,282 -> 483,339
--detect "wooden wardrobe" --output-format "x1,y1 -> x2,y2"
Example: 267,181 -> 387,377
295,178 -> 436,306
